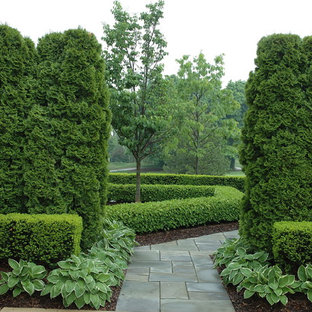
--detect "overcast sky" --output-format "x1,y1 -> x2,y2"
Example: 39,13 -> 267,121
2,0 -> 312,85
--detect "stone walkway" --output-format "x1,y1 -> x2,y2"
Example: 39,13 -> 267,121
116,230 -> 239,312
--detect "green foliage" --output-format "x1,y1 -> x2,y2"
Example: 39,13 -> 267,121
296,264 -> 312,302
239,33 -> 312,252
272,221 -> 312,272
42,255 -> 114,309
0,25 -> 37,214
108,183 -> 215,203
109,173 -> 245,192
104,186 -> 243,233
213,238 -> 252,268
92,219 -> 138,262
220,248 -> 269,286
103,1 -> 173,202
23,28 -> 111,249
238,265 -> 296,306
0,259 -> 46,297
163,53 -> 240,175
41,220 -> 137,309
0,214 -> 82,266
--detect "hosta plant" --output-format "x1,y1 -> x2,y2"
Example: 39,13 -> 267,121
41,255 -> 115,309
213,238 -> 252,268
297,264 -> 312,301
238,265 -> 296,306
96,219 -> 138,262
0,259 -> 46,297
219,248 -> 269,286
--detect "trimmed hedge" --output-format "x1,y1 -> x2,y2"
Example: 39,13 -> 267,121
104,186 -> 243,233
109,173 -> 245,192
0,214 -> 83,266
272,221 -> 312,272
107,183 -> 215,203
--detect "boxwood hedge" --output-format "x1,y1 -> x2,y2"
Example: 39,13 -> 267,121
107,183 -> 215,203
104,186 -> 243,233
0,214 -> 82,266
272,221 -> 312,272
109,173 -> 245,192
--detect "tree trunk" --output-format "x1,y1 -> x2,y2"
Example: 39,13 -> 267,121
230,158 -> 235,170
195,155 -> 199,175
135,158 -> 141,202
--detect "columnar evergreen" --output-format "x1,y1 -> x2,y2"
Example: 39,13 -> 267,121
239,34 -> 312,252
0,25 -> 36,213
24,29 -> 111,248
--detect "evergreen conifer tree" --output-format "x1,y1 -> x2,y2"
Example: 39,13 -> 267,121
240,34 -> 312,252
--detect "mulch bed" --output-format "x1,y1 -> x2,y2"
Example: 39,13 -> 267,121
0,221 -> 311,311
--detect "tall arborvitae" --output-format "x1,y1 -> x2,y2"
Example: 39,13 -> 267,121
239,34 -> 312,252
0,25 -> 36,213
24,29 -> 111,249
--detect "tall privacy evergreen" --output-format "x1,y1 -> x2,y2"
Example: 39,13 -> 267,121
24,29 -> 111,249
239,34 -> 312,252
0,25 -> 36,213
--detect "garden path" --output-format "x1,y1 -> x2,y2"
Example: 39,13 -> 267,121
116,230 -> 239,312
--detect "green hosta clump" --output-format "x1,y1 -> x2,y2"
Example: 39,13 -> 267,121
96,219 -> 138,262
0,259 -> 46,297
42,255 -> 115,310
238,265 -> 296,306
219,247 -> 269,286
214,238 -> 253,268
297,264 -> 312,301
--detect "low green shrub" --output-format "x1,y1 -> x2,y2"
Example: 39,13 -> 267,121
42,255 -> 115,309
0,259 -> 46,297
272,221 -> 312,272
238,265 -> 296,306
104,186 -> 243,233
0,214 -> 83,266
108,183 -> 215,203
109,173 -> 245,192
296,264 -> 312,302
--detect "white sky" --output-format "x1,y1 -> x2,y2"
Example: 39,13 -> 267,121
2,0 -> 312,85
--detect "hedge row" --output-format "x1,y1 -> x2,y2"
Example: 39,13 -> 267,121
107,184 -> 215,203
0,214 -> 83,266
272,221 -> 312,272
109,173 -> 245,192
104,186 -> 243,233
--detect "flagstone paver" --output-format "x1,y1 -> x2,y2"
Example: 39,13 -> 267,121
116,230 -> 239,312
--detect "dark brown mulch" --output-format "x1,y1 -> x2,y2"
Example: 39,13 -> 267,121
1,220 -> 311,311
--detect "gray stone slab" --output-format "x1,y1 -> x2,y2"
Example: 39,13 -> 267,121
117,297 -> 159,312
188,291 -> 230,300
126,267 -> 150,274
161,251 -> 191,261
196,243 -> 220,252
190,252 -> 214,266
151,241 -> 178,250
150,272 -> 198,282
125,273 -> 149,282
161,299 -> 235,312
131,250 -> 160,261
161,282 -> 188,299
195,268 -> 222,283
186,282 -> 226,293
118,280 -> 160,299
194,233 -> 226,243
173,263 -> 196,274
128,260 -> 171,269
151,262 -> 172,273
223,230 -> 239,239
135,245 -> 151,250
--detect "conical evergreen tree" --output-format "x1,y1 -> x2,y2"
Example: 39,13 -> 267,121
24,29 -> 111,249
0,25 -> 36,213
240,34 -> 312,252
